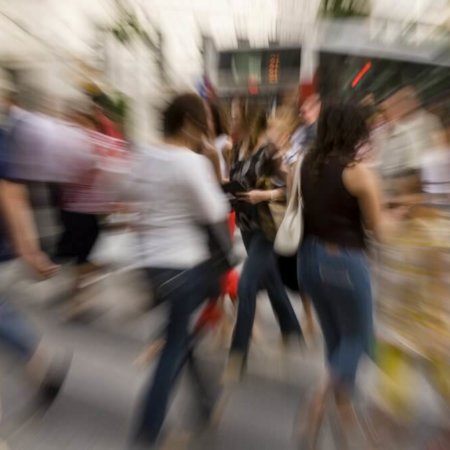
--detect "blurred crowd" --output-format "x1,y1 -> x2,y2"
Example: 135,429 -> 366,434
0,74 -> 449,450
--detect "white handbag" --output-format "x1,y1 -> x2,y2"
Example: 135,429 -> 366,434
274,156 -> 303,256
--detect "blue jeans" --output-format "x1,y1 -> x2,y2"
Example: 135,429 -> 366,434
298,237 -> 374,387
231,231 -> 302,356
0,297 -> 39,361
135,263 -> 220,444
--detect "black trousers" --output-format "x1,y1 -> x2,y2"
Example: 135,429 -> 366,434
55,210 -> 100,265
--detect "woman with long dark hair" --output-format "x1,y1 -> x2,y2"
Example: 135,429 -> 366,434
226,103 -> 302,378
297,100 -> 382,447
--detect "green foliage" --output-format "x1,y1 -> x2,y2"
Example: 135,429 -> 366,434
92,91 -> 129,127
320,0 -> 371,18
109,5 -> 153,48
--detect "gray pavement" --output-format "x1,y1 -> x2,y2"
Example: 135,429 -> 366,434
0,231 -> 447,450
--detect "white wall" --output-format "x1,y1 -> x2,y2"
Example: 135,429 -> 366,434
0,0 -> 166,141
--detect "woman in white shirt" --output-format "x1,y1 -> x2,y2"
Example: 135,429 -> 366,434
207,101 -> 233,181
129,93 -> 229,447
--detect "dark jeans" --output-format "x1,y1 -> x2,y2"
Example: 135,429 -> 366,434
298,237 -> 374,387
231,230 -> 302,356
55,210 -> 100,265
0,296 -> 39,361
134,263 -> 220,444
0,261 -> 40,362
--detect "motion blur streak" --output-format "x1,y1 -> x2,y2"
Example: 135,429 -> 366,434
0,1 -> 449,449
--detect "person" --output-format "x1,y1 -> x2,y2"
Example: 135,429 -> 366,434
53,106 -> 99,257
296,100 -> 382,448
207,101 -> 233,181
379,86 -> 445,198
268,105 -> 301,168
278,95 -> 321,328
0,91 -> 70,413
198,101 -> 238,346
134,101 -> 238,364
270,104 -> 316,339
198,102 -> 222,184
284,94 -> 321,168
134,211 -> 239,367
373,171 -> 450,447
226,103 -> 302,378
53,100 -> 126,319
126,93 -> 229,447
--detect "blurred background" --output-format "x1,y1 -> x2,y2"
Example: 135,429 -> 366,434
0,0 -> 448,140
0,1 -> 449,450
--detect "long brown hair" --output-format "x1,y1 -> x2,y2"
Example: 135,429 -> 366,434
240,103 -> 268,159
208,101 -> 230,138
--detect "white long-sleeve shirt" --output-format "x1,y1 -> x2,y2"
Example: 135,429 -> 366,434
379,110 -> 443,178
125,144 -> 229,269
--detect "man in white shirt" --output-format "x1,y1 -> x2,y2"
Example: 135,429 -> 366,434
0,91 -> 70,414
379,86 -> 445,197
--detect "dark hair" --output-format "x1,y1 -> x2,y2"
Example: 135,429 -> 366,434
208,101 -> 229,137
309,100 -> 369,174
163,93 -> 208,137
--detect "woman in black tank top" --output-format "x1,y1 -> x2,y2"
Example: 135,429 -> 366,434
297,100 -> 382,447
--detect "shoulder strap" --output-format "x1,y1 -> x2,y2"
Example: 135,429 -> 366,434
286,155 -> 302,210
296,155 -> 303,201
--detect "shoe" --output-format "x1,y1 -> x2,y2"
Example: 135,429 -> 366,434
35,353 -> 72,411
130,433 -> 158,450
128,441 -> 157,450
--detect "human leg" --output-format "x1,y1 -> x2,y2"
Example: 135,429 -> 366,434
135,265 -> 217,444
263,246 -> 302,339
230,232 -> 269,357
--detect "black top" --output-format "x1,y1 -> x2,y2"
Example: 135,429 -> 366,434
301,154 -> 366,249
230,141 -> 282,231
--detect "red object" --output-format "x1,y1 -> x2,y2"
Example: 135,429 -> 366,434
194,211 -> 239,333
299,82 -> 315,102
298,70 -> 319,107
223,269 -> 239,302
228,211 -> 236,237
351,61 -> 372,88
248,76 -> 259,96
194,301 -> 223,331
95,111 -> 125,140
194,269 -> 239,332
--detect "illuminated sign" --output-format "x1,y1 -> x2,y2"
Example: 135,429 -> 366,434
351,61 -> 372,88
268,53 -> 280,84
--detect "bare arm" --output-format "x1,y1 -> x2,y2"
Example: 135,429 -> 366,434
0,180 -> 58,277
343,163 -> 383,241
221,140 -> 233,182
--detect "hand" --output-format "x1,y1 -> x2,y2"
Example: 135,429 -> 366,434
386,205 -> 411,221
22,251 -> 60,279
237,190 -> 269,205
